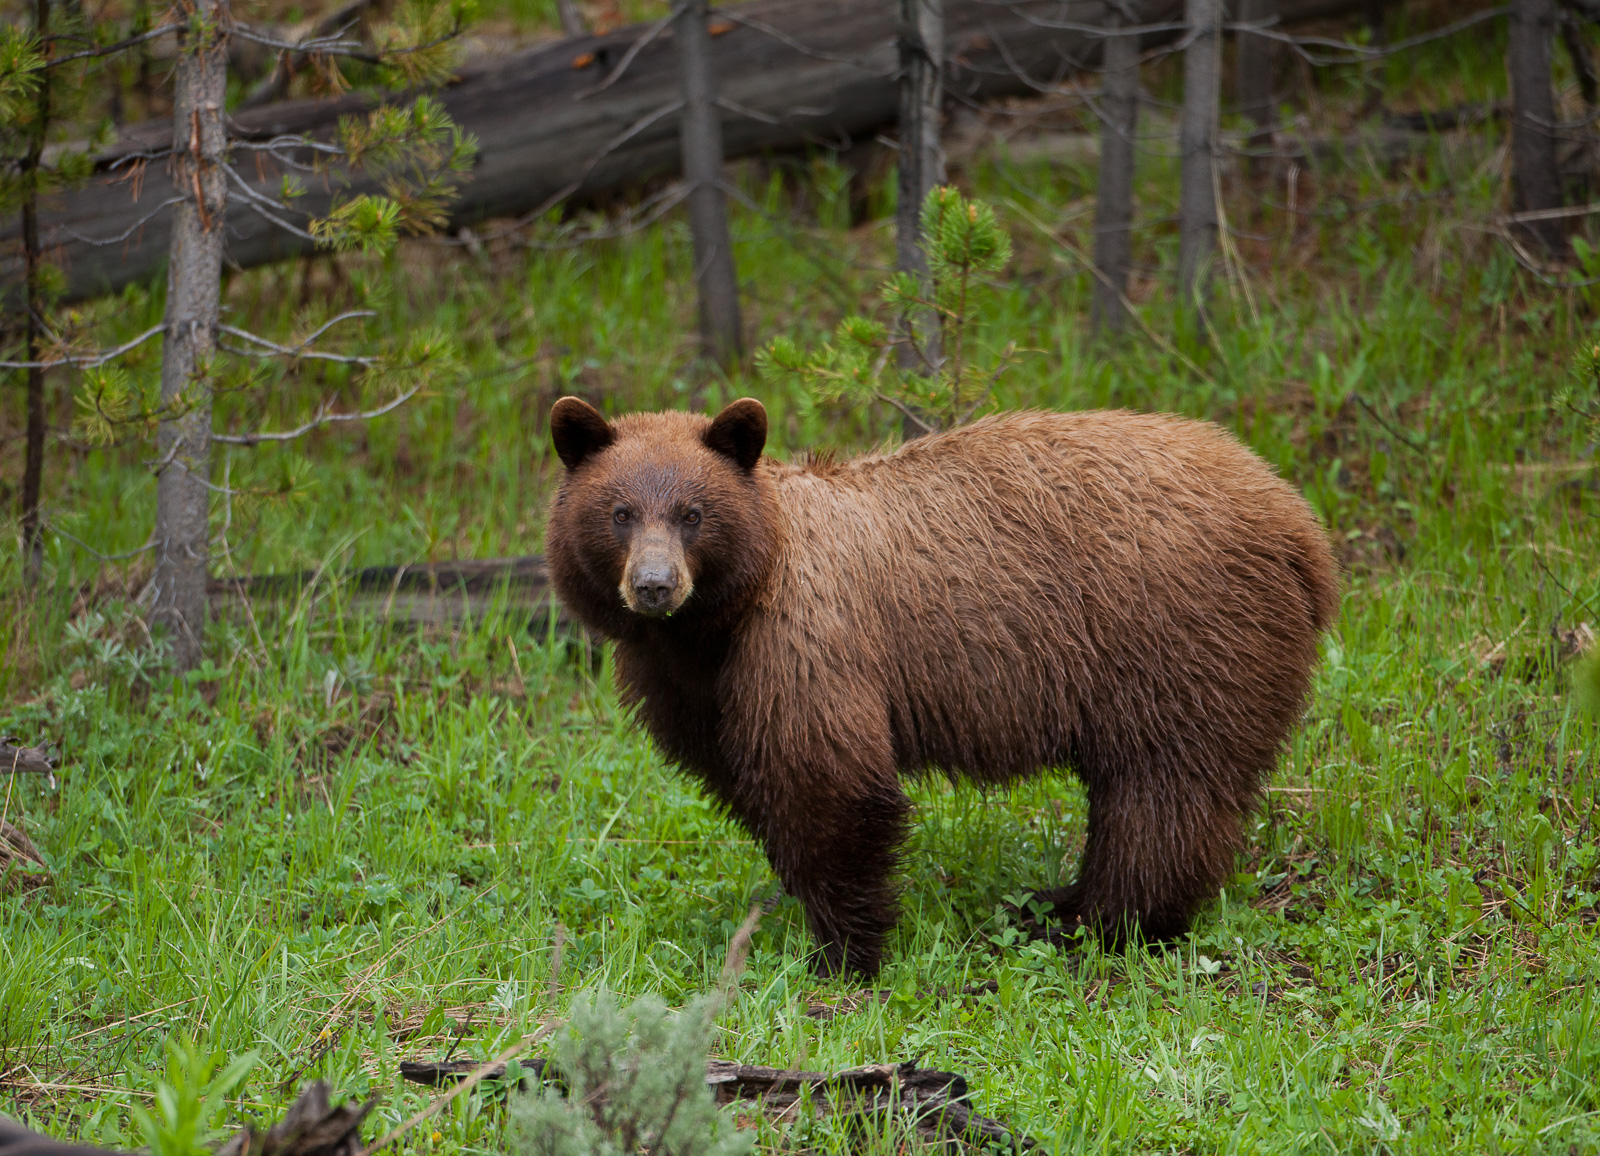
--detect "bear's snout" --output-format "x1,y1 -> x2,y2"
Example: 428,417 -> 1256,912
621,531 -> 692,617
630,564 -> 680,614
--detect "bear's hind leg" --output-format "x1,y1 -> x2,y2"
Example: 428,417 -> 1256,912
1065,759 -> 1257,947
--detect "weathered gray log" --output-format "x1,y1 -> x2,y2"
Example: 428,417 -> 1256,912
1,1084 -> 372,1156
0,816 -> 47,892
208,555 -> 567,626
398,1057 -> 1032,1151
7,0 -> 1375,304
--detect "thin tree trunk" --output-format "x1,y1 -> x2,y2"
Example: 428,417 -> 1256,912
1360,0 -> 1386,115
896,0 -> 943,433
1091,8 -> 1138,335
1178,0 -> 1222,313
1562,7 -> 1598,194
19,0 -> 51,585
1563,10 -> 1598,109
1236,0 -> 1276,140
675,0 -> 743,371
1509,0 -> 1567,258
556,0 -> 586,37
152,0 -> 228,672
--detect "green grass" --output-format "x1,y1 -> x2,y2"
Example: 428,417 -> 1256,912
4,9 -> 1600,1153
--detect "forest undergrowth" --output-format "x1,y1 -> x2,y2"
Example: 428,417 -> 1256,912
3,7 -> 1600,1152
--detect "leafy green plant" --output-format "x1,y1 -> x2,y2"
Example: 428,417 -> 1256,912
131,1038 -> 258,1156
757,186 -> 1017,435
510,992 -> 750,1156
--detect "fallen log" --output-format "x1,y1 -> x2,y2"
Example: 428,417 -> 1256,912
1,738 -> 54,893
10,0 -> 1376,303
398,1056 -> 1031,1151
207,555 -> 566,627
0,739 -> 55,779
0,816 -> 47,893
0,1085 -> 371,1156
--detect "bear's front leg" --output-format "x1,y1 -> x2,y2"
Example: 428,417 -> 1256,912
751,777 -> 910,978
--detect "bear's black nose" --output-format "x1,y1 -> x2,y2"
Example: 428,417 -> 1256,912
632,566 -> 677,612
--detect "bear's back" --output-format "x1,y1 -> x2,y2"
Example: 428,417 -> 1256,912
730,410 -> 1337,783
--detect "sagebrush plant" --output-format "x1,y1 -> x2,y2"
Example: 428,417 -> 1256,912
757,186 -> 1017,434
131,1038 -> 258,1156
511,993 -> 750,1156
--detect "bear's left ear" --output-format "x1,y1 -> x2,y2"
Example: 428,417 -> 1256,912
703,398 -> 767,472
550,396 -> 616,471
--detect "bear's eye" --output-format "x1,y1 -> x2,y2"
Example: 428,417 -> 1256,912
683,509 -> 701,526
613,507 -> 630,525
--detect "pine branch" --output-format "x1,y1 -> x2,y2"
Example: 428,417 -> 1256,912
0,324 -> 165,369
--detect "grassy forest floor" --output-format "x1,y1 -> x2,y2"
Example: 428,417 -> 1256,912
3,3 -> 1600,1152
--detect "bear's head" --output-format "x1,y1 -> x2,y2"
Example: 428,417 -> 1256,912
545,397 -> 780,637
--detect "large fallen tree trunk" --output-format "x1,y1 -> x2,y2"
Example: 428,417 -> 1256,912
9,0 -> 1375,303
208,555 -> 563,626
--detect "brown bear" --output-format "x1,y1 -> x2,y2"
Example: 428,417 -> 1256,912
545,398 -> 1338,977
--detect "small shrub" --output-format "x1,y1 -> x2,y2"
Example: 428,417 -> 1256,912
510,992 -> 751,1156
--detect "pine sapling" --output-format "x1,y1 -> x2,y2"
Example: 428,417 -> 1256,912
757,186 -> 1016,436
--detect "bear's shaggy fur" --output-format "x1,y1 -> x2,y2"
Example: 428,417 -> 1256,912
546,398 -> 1338,976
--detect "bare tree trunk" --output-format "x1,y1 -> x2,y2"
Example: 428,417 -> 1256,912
19,0 -> 50,585
1563,9 -> 1599,108
1509,0 -> 1567,258
555,0 -> 587,37
1360,0 -> 1386,115
896,0 -> 943,434
1236,0 -> 1276,140
1091,8 -> 1138,335
1178,0 -> 1221,313
152,0 -> 228,672
1562,6 -> 1598,193
675,0 -> 743,371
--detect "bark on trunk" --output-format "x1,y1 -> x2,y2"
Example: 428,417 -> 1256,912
1563,9 -> 1599,111
896,0 -> 945,394
151,0 -> 228,672
1508,0 -> 1566,258
19,0 -> 50,584
1091,8 -> 1139,335
675,0 -> 744,370
1360,0 -> 1386,115
11,0 -> 1374,305
1178,0 -> 1222,311
1235,0 -> 1276,135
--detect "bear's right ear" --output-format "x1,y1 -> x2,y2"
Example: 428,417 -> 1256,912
550,397 -> 616,471
703,398 -> 767,472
